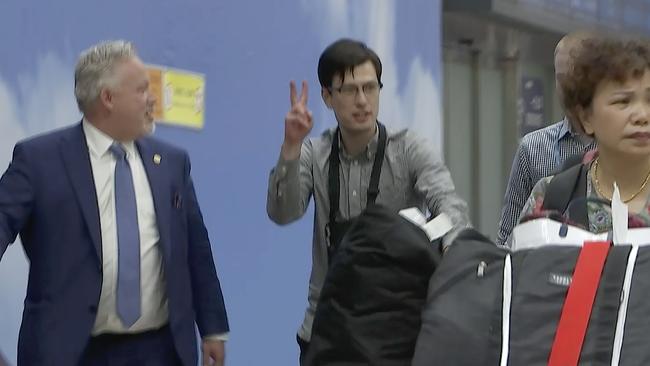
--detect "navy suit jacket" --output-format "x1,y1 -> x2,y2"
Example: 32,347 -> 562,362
0,123 -> 229,366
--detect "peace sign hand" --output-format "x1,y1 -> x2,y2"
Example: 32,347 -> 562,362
282,80 -> 313,160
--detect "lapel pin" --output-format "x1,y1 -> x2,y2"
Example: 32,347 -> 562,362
153,154 -> 162,165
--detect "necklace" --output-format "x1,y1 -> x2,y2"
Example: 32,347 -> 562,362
592,158 -> 650,203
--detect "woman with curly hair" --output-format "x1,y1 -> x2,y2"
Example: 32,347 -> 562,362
518,36 -> 650,233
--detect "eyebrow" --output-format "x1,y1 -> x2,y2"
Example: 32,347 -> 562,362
609,90 -> 634,97
339,81 -> 377,86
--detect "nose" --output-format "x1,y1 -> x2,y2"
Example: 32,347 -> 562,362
148,93 -> 157,107
355,87 -> 368,106
632,101 -> 650,126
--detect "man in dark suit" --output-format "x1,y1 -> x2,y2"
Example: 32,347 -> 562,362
0,40 -> 228,366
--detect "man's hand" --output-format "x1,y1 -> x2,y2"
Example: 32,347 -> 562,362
282,80 -> 313,160
202,339 -> 225,366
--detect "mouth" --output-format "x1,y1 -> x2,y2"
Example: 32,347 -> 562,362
628,132 -> 650,140
352,111 -> 372,121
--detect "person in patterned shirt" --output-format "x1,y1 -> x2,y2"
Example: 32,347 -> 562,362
496,31 -> 597,246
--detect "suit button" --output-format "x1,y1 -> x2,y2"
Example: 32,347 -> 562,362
89,305 -> 97,314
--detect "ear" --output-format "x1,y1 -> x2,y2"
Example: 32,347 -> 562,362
321,87 -> 333,109
576,106 -> 595,136
99,88 -> 114,111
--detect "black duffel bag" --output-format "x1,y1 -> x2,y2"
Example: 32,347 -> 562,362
305,204 -> 442,366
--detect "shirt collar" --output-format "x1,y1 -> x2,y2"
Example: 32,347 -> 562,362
558,116 -> 594,146
338,123 -> 380,160
558,116 -> 572,138
82,118 -> 137,159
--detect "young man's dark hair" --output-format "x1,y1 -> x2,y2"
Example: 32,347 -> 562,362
317,38 -> 382,88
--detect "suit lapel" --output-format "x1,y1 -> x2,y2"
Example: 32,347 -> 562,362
60,123 -> 102,264
136,138 -> 172,263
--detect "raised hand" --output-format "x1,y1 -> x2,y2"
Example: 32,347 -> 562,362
282,80 -> 313,160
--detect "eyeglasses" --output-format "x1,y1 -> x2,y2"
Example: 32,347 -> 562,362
329,81 -> 383,99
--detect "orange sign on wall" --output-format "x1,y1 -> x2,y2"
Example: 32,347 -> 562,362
147,67 -> 164,121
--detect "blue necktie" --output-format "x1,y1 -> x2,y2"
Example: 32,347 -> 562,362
109,143 -> 141,327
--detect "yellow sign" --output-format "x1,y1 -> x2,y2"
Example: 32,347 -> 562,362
146,65 -> 205,130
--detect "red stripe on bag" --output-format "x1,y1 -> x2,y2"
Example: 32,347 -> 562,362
547,241 -> 610,366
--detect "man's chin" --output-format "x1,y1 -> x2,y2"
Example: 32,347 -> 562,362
345,119 -> 375,131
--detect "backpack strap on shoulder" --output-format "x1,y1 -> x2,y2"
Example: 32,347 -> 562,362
542,163 -> 589,227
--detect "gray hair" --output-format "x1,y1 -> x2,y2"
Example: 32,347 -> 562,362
74,40 -> 137,113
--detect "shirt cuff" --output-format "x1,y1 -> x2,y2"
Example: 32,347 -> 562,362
203,333 -> 229,342
273,156 -> 301,197
276,156 -> 300,178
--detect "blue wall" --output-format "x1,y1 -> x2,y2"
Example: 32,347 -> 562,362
0,1 -> 442,364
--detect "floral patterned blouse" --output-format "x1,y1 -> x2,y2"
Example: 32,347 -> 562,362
518,161 -> 650,234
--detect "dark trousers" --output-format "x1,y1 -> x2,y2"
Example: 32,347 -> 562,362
79,325 -> 182,366
297,335 -> 310,366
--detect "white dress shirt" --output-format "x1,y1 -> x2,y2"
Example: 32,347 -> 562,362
84,120 -> 169,335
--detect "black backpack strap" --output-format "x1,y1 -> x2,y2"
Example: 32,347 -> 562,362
557,152 -> 585,174
328,129 -> 342,226
328,122 -> 387,224
542,163 -> 589,227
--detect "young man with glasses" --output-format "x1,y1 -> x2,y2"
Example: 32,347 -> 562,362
266,38 -> 470,364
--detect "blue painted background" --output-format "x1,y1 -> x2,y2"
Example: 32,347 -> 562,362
0,1 -> 442,364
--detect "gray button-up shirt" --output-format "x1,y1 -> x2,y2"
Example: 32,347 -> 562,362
267,125 -> 470,341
